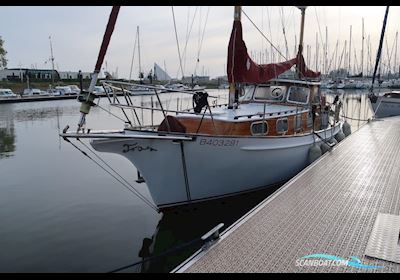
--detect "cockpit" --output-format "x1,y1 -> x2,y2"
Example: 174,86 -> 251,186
239,80 -> 320,106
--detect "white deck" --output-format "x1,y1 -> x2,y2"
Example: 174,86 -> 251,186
178,103 -> 307,122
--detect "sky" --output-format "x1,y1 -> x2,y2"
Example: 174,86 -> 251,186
1,6 -> 399,79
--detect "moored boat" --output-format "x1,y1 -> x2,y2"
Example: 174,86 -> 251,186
61,6 -> 344,210
370,91 -> 400,118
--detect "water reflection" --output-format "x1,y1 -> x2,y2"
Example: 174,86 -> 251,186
12,106 -> 77,123
122,187 -> 281,273
324,89 -> 375,132
0,105 -> 16,158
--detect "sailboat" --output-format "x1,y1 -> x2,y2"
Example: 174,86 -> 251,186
61,6 -> 344,210
368,7 -> 400,118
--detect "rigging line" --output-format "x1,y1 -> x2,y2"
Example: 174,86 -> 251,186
384,37 -> 390,74
289,7 -> 296,57
314,7 -> 325,59
261,7 -> 264,57
241,8 -> 288,61
64,138 -> 159,212
77,139 -> 159,211
194,6 -> 210,77
326,40 -> 339,74
279,7 -> 289,59
181,7 -> 199,76
171,6 -> 185,79
96,103 -> 131,123
266,6 -> 274,62
386,36 -> 396,74
185,6 -> 191,50
337,41 -> 347,70
354,47 -> 360,74
120,86 -> 136,126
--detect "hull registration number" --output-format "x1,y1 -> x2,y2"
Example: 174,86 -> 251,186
199,138 -> 239,147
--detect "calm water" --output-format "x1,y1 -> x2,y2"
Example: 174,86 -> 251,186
0,89 -> 373,272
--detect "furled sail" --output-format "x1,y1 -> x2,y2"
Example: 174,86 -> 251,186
227,20 -> 320,84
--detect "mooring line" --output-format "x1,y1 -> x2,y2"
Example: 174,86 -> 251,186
63,137 -> 159,212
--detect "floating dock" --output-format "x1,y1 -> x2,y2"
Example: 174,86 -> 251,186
174,116 -> 400,273
0,93 -> 126,104
0,95 -> 78,104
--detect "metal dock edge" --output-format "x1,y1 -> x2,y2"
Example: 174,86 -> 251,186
173,116 -> 400,273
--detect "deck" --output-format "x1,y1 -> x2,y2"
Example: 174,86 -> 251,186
174,116 -> 400,273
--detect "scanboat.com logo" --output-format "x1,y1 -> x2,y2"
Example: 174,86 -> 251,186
295,254 -> 384,270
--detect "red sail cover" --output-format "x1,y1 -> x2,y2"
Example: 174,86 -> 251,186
227,20 -> 320,84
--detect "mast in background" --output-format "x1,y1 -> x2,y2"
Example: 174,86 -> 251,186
394,31 -> 398,77
137,26 -> 144,83
228,6 -> 241,109
348,25 -> 352,76
49,35 -> 55,86
361,18 -> 365,77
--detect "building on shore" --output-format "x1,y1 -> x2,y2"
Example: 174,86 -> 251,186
58,71 -> 92,80
153,63 -> 171,82
0,68 -> 92,82
182,75 -> 210,85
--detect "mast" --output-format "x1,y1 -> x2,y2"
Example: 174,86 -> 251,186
128,27 -> 138,82
137,26 -> 143,82
296,6 -> 307,79
367,34 -> 371,76
334,39 -> 338,74
325,26 -> 328,76
371,6 -> 390,91
228,6 -> 241,109
49,35 -> 55,85
315,32 -> 319,72
394,31 -> 398,76
348,25 -> 352,76
77,6 -> 120,131
361,18 -> 364,77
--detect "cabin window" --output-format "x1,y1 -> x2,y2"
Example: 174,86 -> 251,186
287,86 -> 310,104
294,114 -> 302,132
239,85 -> 255,102
310,86 -> 320,104
276,118 -> 288,134
251,121 -> 269,136
254,86 -> 286,101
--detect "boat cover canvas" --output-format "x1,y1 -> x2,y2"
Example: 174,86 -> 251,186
227,20 -> 320,84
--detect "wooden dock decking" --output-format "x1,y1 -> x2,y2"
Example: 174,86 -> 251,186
174,116 -> 400,273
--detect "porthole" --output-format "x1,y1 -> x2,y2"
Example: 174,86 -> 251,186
251,121 -> 269,136
276,118 -> 289,134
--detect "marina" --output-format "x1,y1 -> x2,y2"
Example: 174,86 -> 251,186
0,89 -> 372,273
1,5 -> 400,274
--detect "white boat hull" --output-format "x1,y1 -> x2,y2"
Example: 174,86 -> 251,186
90,124 -> 342,209
372,97 -> 400,118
